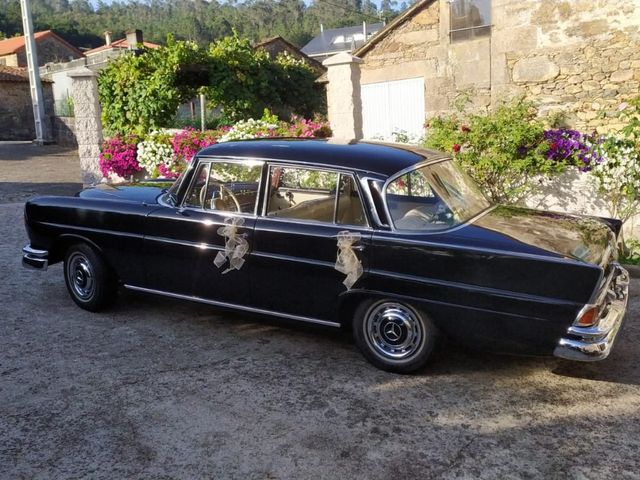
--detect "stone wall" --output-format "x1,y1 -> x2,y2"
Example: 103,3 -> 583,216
52,116 -> 77,147
359,0 -> 640,130
0,81 -> 54,141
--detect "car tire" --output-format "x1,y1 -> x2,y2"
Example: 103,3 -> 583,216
63,243 -> 117,312
353,299 -> 437,373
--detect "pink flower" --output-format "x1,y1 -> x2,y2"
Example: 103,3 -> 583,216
99,135 -> 141,178
452,144 -> 461,153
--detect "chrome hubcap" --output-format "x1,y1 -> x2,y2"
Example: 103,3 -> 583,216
364,302 -> 424,360
67,253 -> 95,300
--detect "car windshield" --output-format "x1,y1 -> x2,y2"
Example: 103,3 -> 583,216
385,159 -> 491,231
164,163 -> 194,204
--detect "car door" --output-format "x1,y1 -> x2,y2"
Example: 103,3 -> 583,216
250,164 -> 371,321
142,159 -> 262,305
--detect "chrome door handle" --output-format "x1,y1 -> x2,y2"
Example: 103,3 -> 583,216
352,244 -> 365,251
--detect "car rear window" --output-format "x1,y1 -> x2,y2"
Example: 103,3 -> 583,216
386,159 -> 491,231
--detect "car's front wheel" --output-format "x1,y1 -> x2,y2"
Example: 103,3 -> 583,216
353,299 -> 437,373
64,243 -> 117,312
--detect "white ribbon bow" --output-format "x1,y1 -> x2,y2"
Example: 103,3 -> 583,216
214,216 -> 250,274
335,231 -> 363,290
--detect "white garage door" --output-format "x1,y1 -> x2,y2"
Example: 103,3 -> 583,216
361,77 -> 425,142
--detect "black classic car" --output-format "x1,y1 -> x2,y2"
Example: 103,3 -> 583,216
23,139 -> 629,372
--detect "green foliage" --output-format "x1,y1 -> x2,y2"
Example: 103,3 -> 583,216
619,96 -> 640,146
99,34 -> 326,135
270,52 -> 325,118
424,100 -> 567,204
206,34 -> 272,121
620,239 -> 640,265
98,37 -> 203,136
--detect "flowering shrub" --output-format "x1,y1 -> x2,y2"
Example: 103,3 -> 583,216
288,115 -> 332,138
172,128 -> 217,162
218,118 -> 279,142
544,129 -> 604,171
137,132 -> 174,177
424,101 -> 564,204
591,136 -> 640,222
99,135 -> 141,179
99,111 -> 331,179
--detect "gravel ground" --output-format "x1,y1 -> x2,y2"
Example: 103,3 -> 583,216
1,144 -> 640,479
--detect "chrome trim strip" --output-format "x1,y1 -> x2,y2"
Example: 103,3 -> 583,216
38,222 -> 143,239
123,284 -> 342,328
251,250 -> 336,268
143,235 -> 226,252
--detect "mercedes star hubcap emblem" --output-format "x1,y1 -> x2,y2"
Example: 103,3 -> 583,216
384,322 -> 402,342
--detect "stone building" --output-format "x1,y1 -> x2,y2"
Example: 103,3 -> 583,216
0,66 -> 54,141
348,0 -> 640,140
0,30 -> 83,67
254,36 -> 326,77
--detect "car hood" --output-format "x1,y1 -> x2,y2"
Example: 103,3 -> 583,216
471,205 -> 615,266
78,182 -> 174,204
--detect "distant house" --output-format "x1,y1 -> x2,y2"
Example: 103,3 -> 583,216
254,36 -> 326,77
0,30 -> 83,67
301,23 -> 383,63
84,30 -> 160,58
0,65 -> 53,140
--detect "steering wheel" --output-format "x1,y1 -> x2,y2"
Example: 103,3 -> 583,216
211,184 -> 242,212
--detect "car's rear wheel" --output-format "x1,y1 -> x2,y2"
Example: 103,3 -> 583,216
64,243 -> 117,312
353,299 -> 437,373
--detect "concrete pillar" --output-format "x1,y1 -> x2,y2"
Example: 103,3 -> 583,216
68,68 -> 103,185
323,52 -> 364,140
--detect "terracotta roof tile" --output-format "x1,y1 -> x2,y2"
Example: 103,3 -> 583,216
85,38 -> 160,56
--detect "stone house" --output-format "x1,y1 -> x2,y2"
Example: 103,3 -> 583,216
254,36 -> 326,77
0,66 -> 54,141
349,0 -> 640,140
0,30 -> 83,67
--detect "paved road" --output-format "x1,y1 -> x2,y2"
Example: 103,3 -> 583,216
0,142 -> 81,204
1,145 -> 640,479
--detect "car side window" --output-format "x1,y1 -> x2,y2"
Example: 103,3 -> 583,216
336,174 -> 367,227
183,163 -> 210,208
267,166 -> 338,223
203,161 -> 262,213
266,166 -> 367,226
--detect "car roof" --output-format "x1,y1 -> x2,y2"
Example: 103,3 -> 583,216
196,138 -> 448,178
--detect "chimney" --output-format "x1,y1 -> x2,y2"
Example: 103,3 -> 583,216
125,29 -> 144,51
104,31 -> 112,46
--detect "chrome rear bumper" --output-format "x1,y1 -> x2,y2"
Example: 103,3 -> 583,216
22,244 -> 49,271
554,263 -> 629,361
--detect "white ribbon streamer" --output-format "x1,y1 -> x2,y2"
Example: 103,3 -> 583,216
335,231 -> 363,290
214,216 -> 250,274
